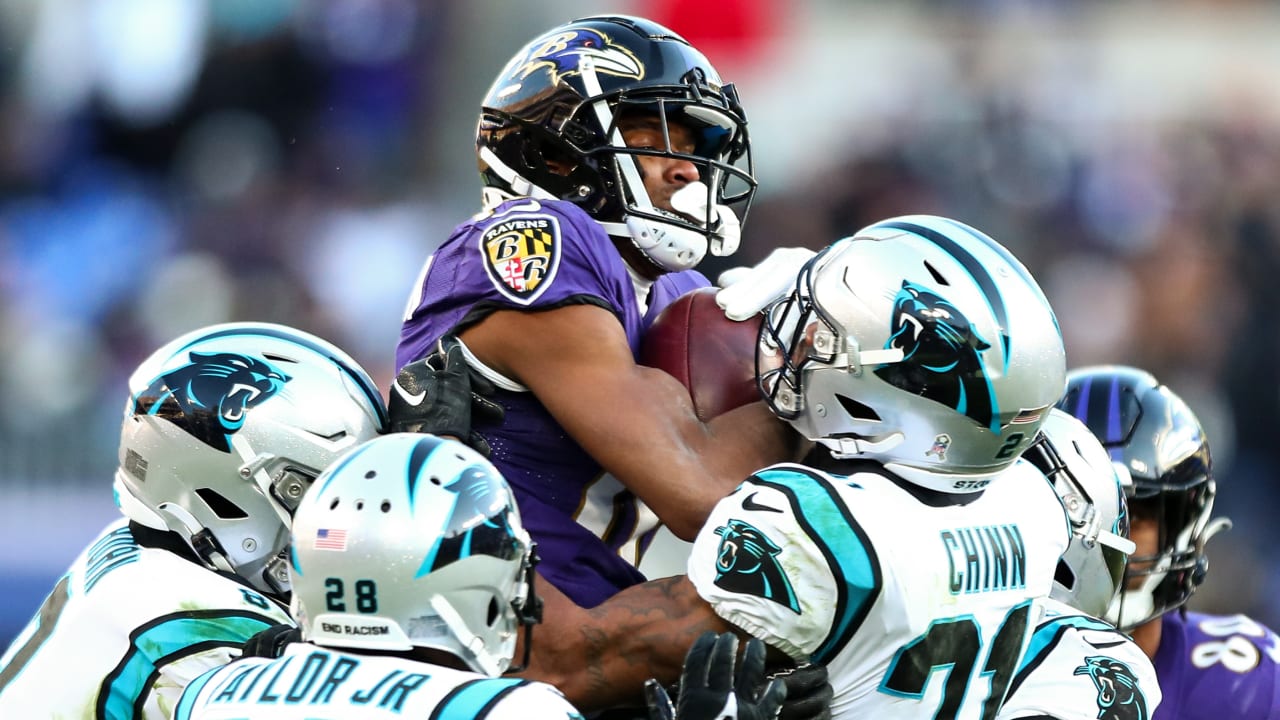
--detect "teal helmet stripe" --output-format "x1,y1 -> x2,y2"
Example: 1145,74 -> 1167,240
752,468 -> 880,664
429,677 -> 528,720
99,610 -> 280,719
415,541 -> 441,579
313,440 -> 376,497
934,216 -> 1062,341
877,219 -> 1011,369
406,435 -> 448,511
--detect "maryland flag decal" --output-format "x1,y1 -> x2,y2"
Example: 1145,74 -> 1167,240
480,214 -> 562,304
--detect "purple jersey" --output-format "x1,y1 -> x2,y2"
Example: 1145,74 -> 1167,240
1153,610 -> 1280,719
397,198 -> 707,607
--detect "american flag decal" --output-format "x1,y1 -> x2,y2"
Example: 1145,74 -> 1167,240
314,528 -> 348,551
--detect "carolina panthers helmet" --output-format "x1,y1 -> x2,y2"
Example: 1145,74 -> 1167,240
1059,365 -> 1230,630
289,433 -> 538,676
114,322 -> 388,597
757,215 -> 1067,493
1023,409 -> 1136,618
477,14 -> 755,273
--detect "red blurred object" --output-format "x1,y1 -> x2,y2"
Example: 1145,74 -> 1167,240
644,0 -> 778,71
640,287 -> 763,421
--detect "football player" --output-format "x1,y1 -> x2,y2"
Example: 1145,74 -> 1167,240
0,323 -> 387,719
1061,365 -> 1280,718
172,434 -> 787,720
394,14 -> 810,610
519,215 -> 1075,718
998,409 -> 1161,719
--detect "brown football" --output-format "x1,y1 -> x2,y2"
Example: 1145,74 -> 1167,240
640,286 -> 763,422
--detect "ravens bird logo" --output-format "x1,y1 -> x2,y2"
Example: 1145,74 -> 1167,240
876,281 -> 1001,433
132,352 -> 290,452
713,519 -> 799,613
1074,655 -> 1149,720
508,28 -> 643,86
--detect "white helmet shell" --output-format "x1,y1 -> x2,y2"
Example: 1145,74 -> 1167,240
758,215 -> 1066,493
114,322 -> 387,596
289,433 -> 535,676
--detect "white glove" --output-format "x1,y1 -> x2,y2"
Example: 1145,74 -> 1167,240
715,247 -> 817,321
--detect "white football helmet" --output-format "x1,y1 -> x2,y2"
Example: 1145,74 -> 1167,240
757,215 -> 1067,493
114,322 -> 387,597
1023,409 -> 1136,618
289,433 -> 538,676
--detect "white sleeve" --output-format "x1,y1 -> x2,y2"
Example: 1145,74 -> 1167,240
687,467 -> 873,662
999,622 -> 1161,720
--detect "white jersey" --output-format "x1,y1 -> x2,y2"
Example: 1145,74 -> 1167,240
0,519 -> 292,720
171,641 -> 584,720
998,598 -> 1161,720
688,460 -> 1070,719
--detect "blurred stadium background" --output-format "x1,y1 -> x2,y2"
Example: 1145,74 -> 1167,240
3,0 -> 1280,648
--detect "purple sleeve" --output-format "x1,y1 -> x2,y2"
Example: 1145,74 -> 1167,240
645,269 -> 711,328
396,200 -> 637,370
1155,611 -> 1280,719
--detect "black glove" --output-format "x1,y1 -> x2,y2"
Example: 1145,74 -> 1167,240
647,632 -> 787,720
240,623 -> 301,659
388,335 -> 505,456
768,663 -> 832,720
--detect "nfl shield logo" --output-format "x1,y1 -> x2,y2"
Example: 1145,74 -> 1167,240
925,433 -> 951,460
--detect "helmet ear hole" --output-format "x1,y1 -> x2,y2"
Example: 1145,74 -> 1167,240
836,394 -> 881,423
1055,559 -> 1077,591
195,488 -> 249,519
487,597 -> 501,626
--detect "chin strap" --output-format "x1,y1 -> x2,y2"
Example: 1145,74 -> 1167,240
819,433 -> 906,461
158,503 -> 237,575
429,594 -> 504,677
505,545 -> 543,674
478,147 -> 558,207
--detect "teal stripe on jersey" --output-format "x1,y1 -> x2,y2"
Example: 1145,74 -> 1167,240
100,611 -> 278,719
430,678 -> 527,720
753,468 -> 881,664
170,666 -> 221,720
1017,614 -> 1116,676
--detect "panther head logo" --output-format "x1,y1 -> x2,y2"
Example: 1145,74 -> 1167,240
1074,656 -> 1149,720
510,28 -> 643,85
713,519 -> 800,614
425,468 -> 522,572
132,352 -> 291,452
875,280 -> 1001,433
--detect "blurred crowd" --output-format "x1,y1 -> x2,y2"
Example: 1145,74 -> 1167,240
2,0 -> 1280,636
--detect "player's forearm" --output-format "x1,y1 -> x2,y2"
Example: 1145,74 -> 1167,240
660,402 -> 807,539
518,575 -> 729,711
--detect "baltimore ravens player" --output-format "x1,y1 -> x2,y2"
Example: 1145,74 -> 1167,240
0,323 -> 386,720
1062,366 -> 1280,719
395,14 -> 808,610
517,215 -> 1074,718
999,409 -> 1161,719
173,434 -> 787,720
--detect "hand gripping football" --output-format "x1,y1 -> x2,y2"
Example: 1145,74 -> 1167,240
640,287 -> 763,421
